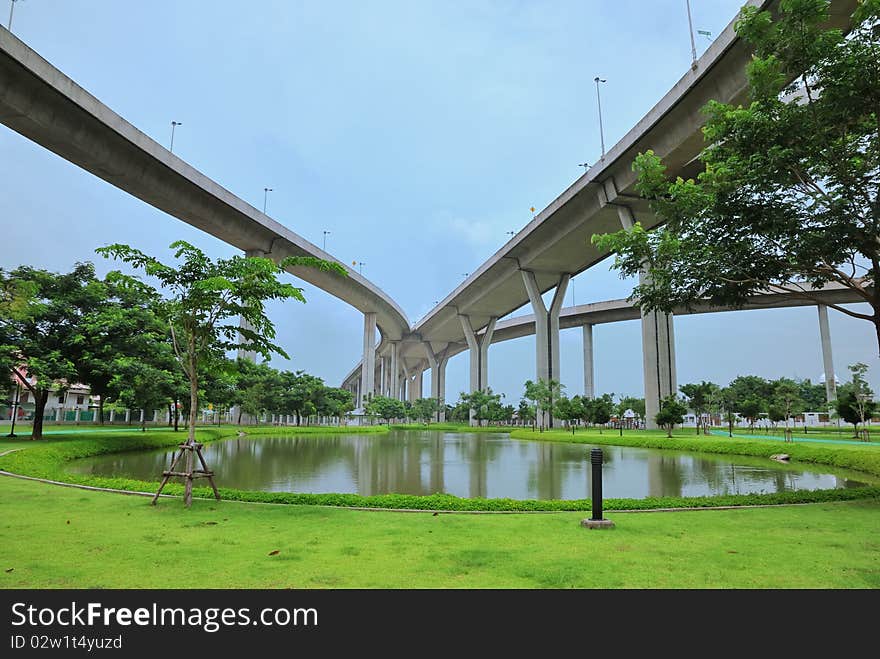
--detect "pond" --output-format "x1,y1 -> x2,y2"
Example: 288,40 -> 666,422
68,430 -> 877,500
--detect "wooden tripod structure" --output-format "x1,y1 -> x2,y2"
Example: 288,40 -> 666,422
151,442 -> 220,507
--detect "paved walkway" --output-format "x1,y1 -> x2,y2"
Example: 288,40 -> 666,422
708,429 -> 875,447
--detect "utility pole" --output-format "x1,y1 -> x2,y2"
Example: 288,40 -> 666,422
594,77 -> 607,159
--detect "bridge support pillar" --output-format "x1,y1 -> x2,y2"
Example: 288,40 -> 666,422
583,324 -> 595,399
522,271 -> 570,428
390,342 -> 400,400
818,305 -> 837,403
460,315 -> 497,426
360,312 -> 377,409
642,305 -> 677,430
425,344 -> 450,422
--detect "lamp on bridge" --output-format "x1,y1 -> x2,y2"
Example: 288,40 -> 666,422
263,187 -> 273,214
594,77 -> 607,159
322,230 -> 331,251
170,121 -> 182,153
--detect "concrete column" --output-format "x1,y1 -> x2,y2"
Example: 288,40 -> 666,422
522,271 -> 570,428
74,408 -> 81,423
459,315 -> 497,426
237,248 -> 266,363
124,409 -> 130,423
155,409 -> 161,423
360,312 -> 377,408
817,305 -> 837,403
641,303 -> 677,430
614,205 -> 677,429
109,409 -> 115,423
583,324 -> 595,399
138,409 -> 145,424
390,342 -> 400,401
425,343 -> 449,422
379,356 -> 387,397
56,407 -> 63,422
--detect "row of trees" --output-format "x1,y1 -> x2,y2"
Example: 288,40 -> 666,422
1,242 -> 346,440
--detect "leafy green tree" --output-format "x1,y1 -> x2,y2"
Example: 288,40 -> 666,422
834,363 -> 875,439
797,378 -> 828,411
239,362 -> 285,424
97,241 -> 345,453
773,377 -> 805,441
0,263 -> 105,439
739,398 -> 764,432
282,370 -> 326,426
679,381 -> 721,435
523,378 -> 565,430
459,388 -> 503,426
319,387 -> 355,424
592,1 -> 880,352
584,393 -> 615,433
365,395 -> 406,424
110,357 -> 177,432
767,404 -> 786,432
76,272 -> 169,425
655,395 -> 688,438
517,399 -> 536,427
409,397 -> 439,424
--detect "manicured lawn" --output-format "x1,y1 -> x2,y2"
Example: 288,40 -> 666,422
0,474 -> 877,588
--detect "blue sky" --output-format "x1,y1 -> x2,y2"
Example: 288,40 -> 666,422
1,0 -> 876,402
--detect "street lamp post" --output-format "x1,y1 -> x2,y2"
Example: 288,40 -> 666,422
6,380 -> 21,438
686,0 -> 698,66
594,77 -> 607,159
7,0 -> 20,32
170,121 -> 182,153
358,262 -> 365,275
578,162 -> 590,173
263,187 -> 273,214
322,230 -> 331,251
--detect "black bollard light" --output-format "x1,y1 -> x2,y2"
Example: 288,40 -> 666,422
581,447 -> 614,529
590,448 -> 603,520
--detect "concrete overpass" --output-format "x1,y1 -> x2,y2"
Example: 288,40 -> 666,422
341,0 -> 859,426
0,25 -> 410,387
342,282 -> 861,416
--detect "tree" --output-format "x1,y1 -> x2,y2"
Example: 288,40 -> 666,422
320,387 -> 355,425
110,357 -> 177,432
584,393 -> 615,433
459,388 -> 502,427
655,395 -> 688,438
523,379 -> 565,430
99,242 -> 344,435
797,378 -> 828,411
0,264 -> 104,440
238,362 -> 285,424
772,377 -> 805,442
97,241 -> 345,505
76,272 -> 168,425
720,386 -> 739,437
592,1 -> 880,352
365,395 -> 406,424
739,398 -> 764,432
835,362 -> 876,440
410,397 -> 439,424
679,381 -> 720,435
517,398 -> 536,427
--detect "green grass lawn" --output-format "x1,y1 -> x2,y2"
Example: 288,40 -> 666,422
1,474 -> 877,588
1,424 -> 878,588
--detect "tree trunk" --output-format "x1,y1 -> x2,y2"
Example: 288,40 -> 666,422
188,356 -> 198,446
31,389 -> 49,440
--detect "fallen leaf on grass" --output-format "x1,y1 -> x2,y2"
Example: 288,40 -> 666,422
432,512 -> 439,517
268,550 -> 280,556
66,520 -> 70,525
727,550 -> 738,554
5,568 -> 13,573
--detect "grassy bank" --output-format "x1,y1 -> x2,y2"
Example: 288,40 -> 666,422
1,475 -> 878,588
1,424 -> 879,511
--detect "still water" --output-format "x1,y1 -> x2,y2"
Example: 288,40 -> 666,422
69,430 -> 877,500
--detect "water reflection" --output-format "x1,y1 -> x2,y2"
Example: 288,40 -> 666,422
68,430 -> 878,500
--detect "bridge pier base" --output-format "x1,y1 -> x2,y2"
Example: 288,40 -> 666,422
360,312 -> 377,409
818,305 -> 837,404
